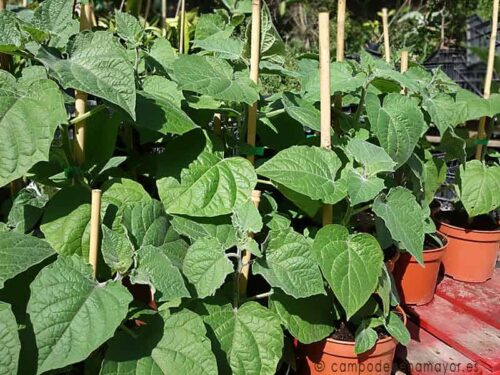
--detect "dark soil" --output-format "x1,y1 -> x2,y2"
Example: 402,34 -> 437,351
383,246 -> 398,262
330,321 -> 389,342
423,233 -> 447,251
438,211 -> 499,231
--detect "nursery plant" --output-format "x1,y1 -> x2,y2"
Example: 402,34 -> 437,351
1,1 -> 500,375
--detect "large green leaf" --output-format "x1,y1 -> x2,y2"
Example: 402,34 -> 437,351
269,289 -> 334,344
172,55 -> 258,105
354,323 -> 378,354
366,93 -> 426,167
345,138 -> 396,175
27,255 -> 132,374
6,187 -> 48,233
0,11 -> 24,52
253,229 -> 325,298
145,38 -> 176,74
0,302 -> 20,375
232,199 -> 263,234
131,245 -> 190,302
122,200 -> 169,249
182,238 -> 234,298
204,302 -> 283,375
0,76 -> 66,187
373,187 -> 426,264
31,0 -> 79,48
158,152 -> 257,217
422,93 -> 465,135
171,215 -> 237,250
101,226 -> 134,274
37,31 -> 136,118
40,186 -> 92,257
101,178 -> 151,233
0,232 -> 55,289
282,92 -> 321,132
384,311 -> 410,345
312,225 -> 383,319
115,10 -> 143,44
345,168 -> 386,206
257,146 -> 347,204
458,160 -> 500,217
101,309 -> 218,375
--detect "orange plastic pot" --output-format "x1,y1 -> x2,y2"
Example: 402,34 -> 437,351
439,221 -> 500,283
393,236 -> 448,305
296,307 -> 406,375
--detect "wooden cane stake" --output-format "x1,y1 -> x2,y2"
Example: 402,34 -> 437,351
382,8 -> 390,63
179,0 -> 186,53
0,0 -> 5,10
161,0 -> 167,36
336,0 -> 346,62
89,189 -> 102,277
239,190 -> 261,296
400,50 -> 409,94
475,0 -> 499,160
319,12 -> 333,225
246,0 -> 261,165
74,3 -> 93,166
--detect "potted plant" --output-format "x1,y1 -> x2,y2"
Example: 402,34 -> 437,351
438,159 -> 500,282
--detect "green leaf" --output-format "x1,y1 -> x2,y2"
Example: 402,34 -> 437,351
384,311 -> 410,345
354,323 -> 378,354
458,160 -> 500,217
131,245 -> 190,302
101,226 -> 134,274
254,229 -> 325,298
135,91 -> 197,137
158,153 -> 257,217
37,31 -> 136,118
182,238 -> 234,298
27,255 -> 132,374
373,187 -> 426,264
40,185 -> 92,257
345,138 -> 396,175
101,309 -> 218,375
422,93 -> 465,135
366,93 -> 426,167
269,289 -> 334,344
31,0 -> 79,48
345,168 -> 386,206
204,302 -> 283,375
377,266 -> 392,317
282,92 -> 321,132
0,77 -> 67,187
172,55 -> 259,105
143,75 -> 184,107
312,225 -> 383,319
257,146 -> 347,204
122,200 -> 169,249
232,200 -> 263,234
0,302 -> 20,375
145,38 -> 176,74
299,60 -> 366,102
171,215 -> 238,250
6,187 -> 48,233
115,10 -> 143,44
0,11 -> 24,52
193,32 -> 243,60
101,178 -> 151,233
0,232 -> 55,289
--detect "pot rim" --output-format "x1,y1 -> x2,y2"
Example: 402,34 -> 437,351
324,305 -> 407,347
439,220 -> 500,235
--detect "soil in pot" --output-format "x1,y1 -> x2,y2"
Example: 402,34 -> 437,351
393,234 -> 448,306
384,246 -> 400,273
438,212 -> 500,283
296,308 -> 406,375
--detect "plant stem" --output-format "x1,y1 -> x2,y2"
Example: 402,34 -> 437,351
233,247 -> 242,311
257,179 -> 276,187
354,87 -> 366,122
262,108 -> 285,118
70,104 -> 105,125
120,324 -> 138,339
351,203 -> 372,217
246,290 -> 273,301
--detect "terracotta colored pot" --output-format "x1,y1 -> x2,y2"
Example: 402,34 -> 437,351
385,249 -> 400,273
296,307 -> 407,375
439,221 -> 500,283
393,236 -> 448,305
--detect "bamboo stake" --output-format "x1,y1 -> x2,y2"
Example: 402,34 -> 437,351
246,0 -> 261,165
382,8 -> 390,63
336,0 -> 346,62
89,189 -> 102,277
0,0 -> 5,10
179,0 -> 186,53
400,50 -> 408,94
161,0 -> 167,36
239,190 -> 261,296
333,0 -> 345,135
0,1 -> 8,71
475,0 -> 499,160
319,12 -> 333,225
74,3 -> 93,166
214,113 -> 222,136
